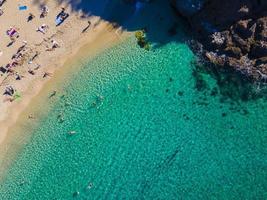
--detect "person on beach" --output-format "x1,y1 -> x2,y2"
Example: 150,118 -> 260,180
0,8 -> 3,16
52,40 -> 60,48
27,13 -> 35,22
55,8 -> 69,26
29,51 -> 40,63
15,73 -> 22,80
46,40 -> 60,51
4,86 -> 15,96
28,114 -> 35,119
0,0 -> 6,7
36,24 -> 49,34
82,21 -> 91,33
7,27 -> 19,37
60,7 -> 65,14
6,27 -> 19,46
40,5 -> 49,18
43,72 -> 52,78
28,69 -> 35,75
49,90 -> 57,98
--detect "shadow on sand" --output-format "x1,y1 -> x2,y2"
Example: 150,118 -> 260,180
32,0 -> 190,47
33,0 -> 267,101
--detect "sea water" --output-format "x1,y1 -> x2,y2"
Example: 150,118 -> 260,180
1,1 -> 267,198
0,35 -> 266,199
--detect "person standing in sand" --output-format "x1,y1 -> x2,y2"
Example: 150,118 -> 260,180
82,21 -> 91,33
27,13 -> 35,22
43,72 -> 52,78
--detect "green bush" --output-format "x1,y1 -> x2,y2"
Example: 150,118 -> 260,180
135,30 -> 150,50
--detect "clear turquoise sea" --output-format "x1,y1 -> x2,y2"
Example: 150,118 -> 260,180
1,1 -> 267,199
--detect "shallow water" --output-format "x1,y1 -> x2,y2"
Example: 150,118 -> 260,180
1,1 -> 267,199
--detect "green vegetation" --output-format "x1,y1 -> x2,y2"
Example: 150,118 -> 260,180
13,91 -> 22,101
135,30 -> 150,50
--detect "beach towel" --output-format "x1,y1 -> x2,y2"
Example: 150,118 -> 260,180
55,17 -> 62,26
19,5 -> 27,11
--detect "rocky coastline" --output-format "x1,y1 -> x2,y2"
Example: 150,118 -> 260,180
171,0 -> 267,82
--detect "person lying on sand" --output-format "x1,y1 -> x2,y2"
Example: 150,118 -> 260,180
46,40 -> 60,51
36,24 -> 49,34
40,5 -> 49,18
55,9 -> 69,26
52,40 -> 60,48
0,8 -> 3,16
28,69 -> 35,75
4,86 -> 15,96
0,0 -> 6,7
15,73 -> 22,80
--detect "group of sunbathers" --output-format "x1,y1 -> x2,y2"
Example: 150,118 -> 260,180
1,3 -> 69,99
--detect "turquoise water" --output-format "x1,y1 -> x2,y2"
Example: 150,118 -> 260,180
1,0 -> 267,195
1,35 -> 267,199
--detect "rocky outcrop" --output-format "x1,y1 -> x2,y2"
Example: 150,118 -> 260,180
171,0 -> 267,82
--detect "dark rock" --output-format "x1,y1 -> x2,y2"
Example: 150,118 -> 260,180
251,41 -> 267,58
255,17 -> 267,41
255,56 -> 267,65
232,33 -> 251,53
171,0 -> 267,82
224,46 -> 242,58
205,52 -> 226,66
233,20 -> 255,39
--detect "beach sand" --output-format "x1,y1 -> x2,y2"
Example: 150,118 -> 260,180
0,0 -> 128,145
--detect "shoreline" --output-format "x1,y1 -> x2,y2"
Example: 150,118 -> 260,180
0,27 -> 128,142
0,1 -> 129,149
0,31 -> 129,181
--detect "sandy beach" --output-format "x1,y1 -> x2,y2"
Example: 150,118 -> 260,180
0,0 -> 127,145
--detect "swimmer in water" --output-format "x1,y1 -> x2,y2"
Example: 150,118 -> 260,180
86,182 -> 93,190
68,130 -> 76,135
73,191 -> 79,197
